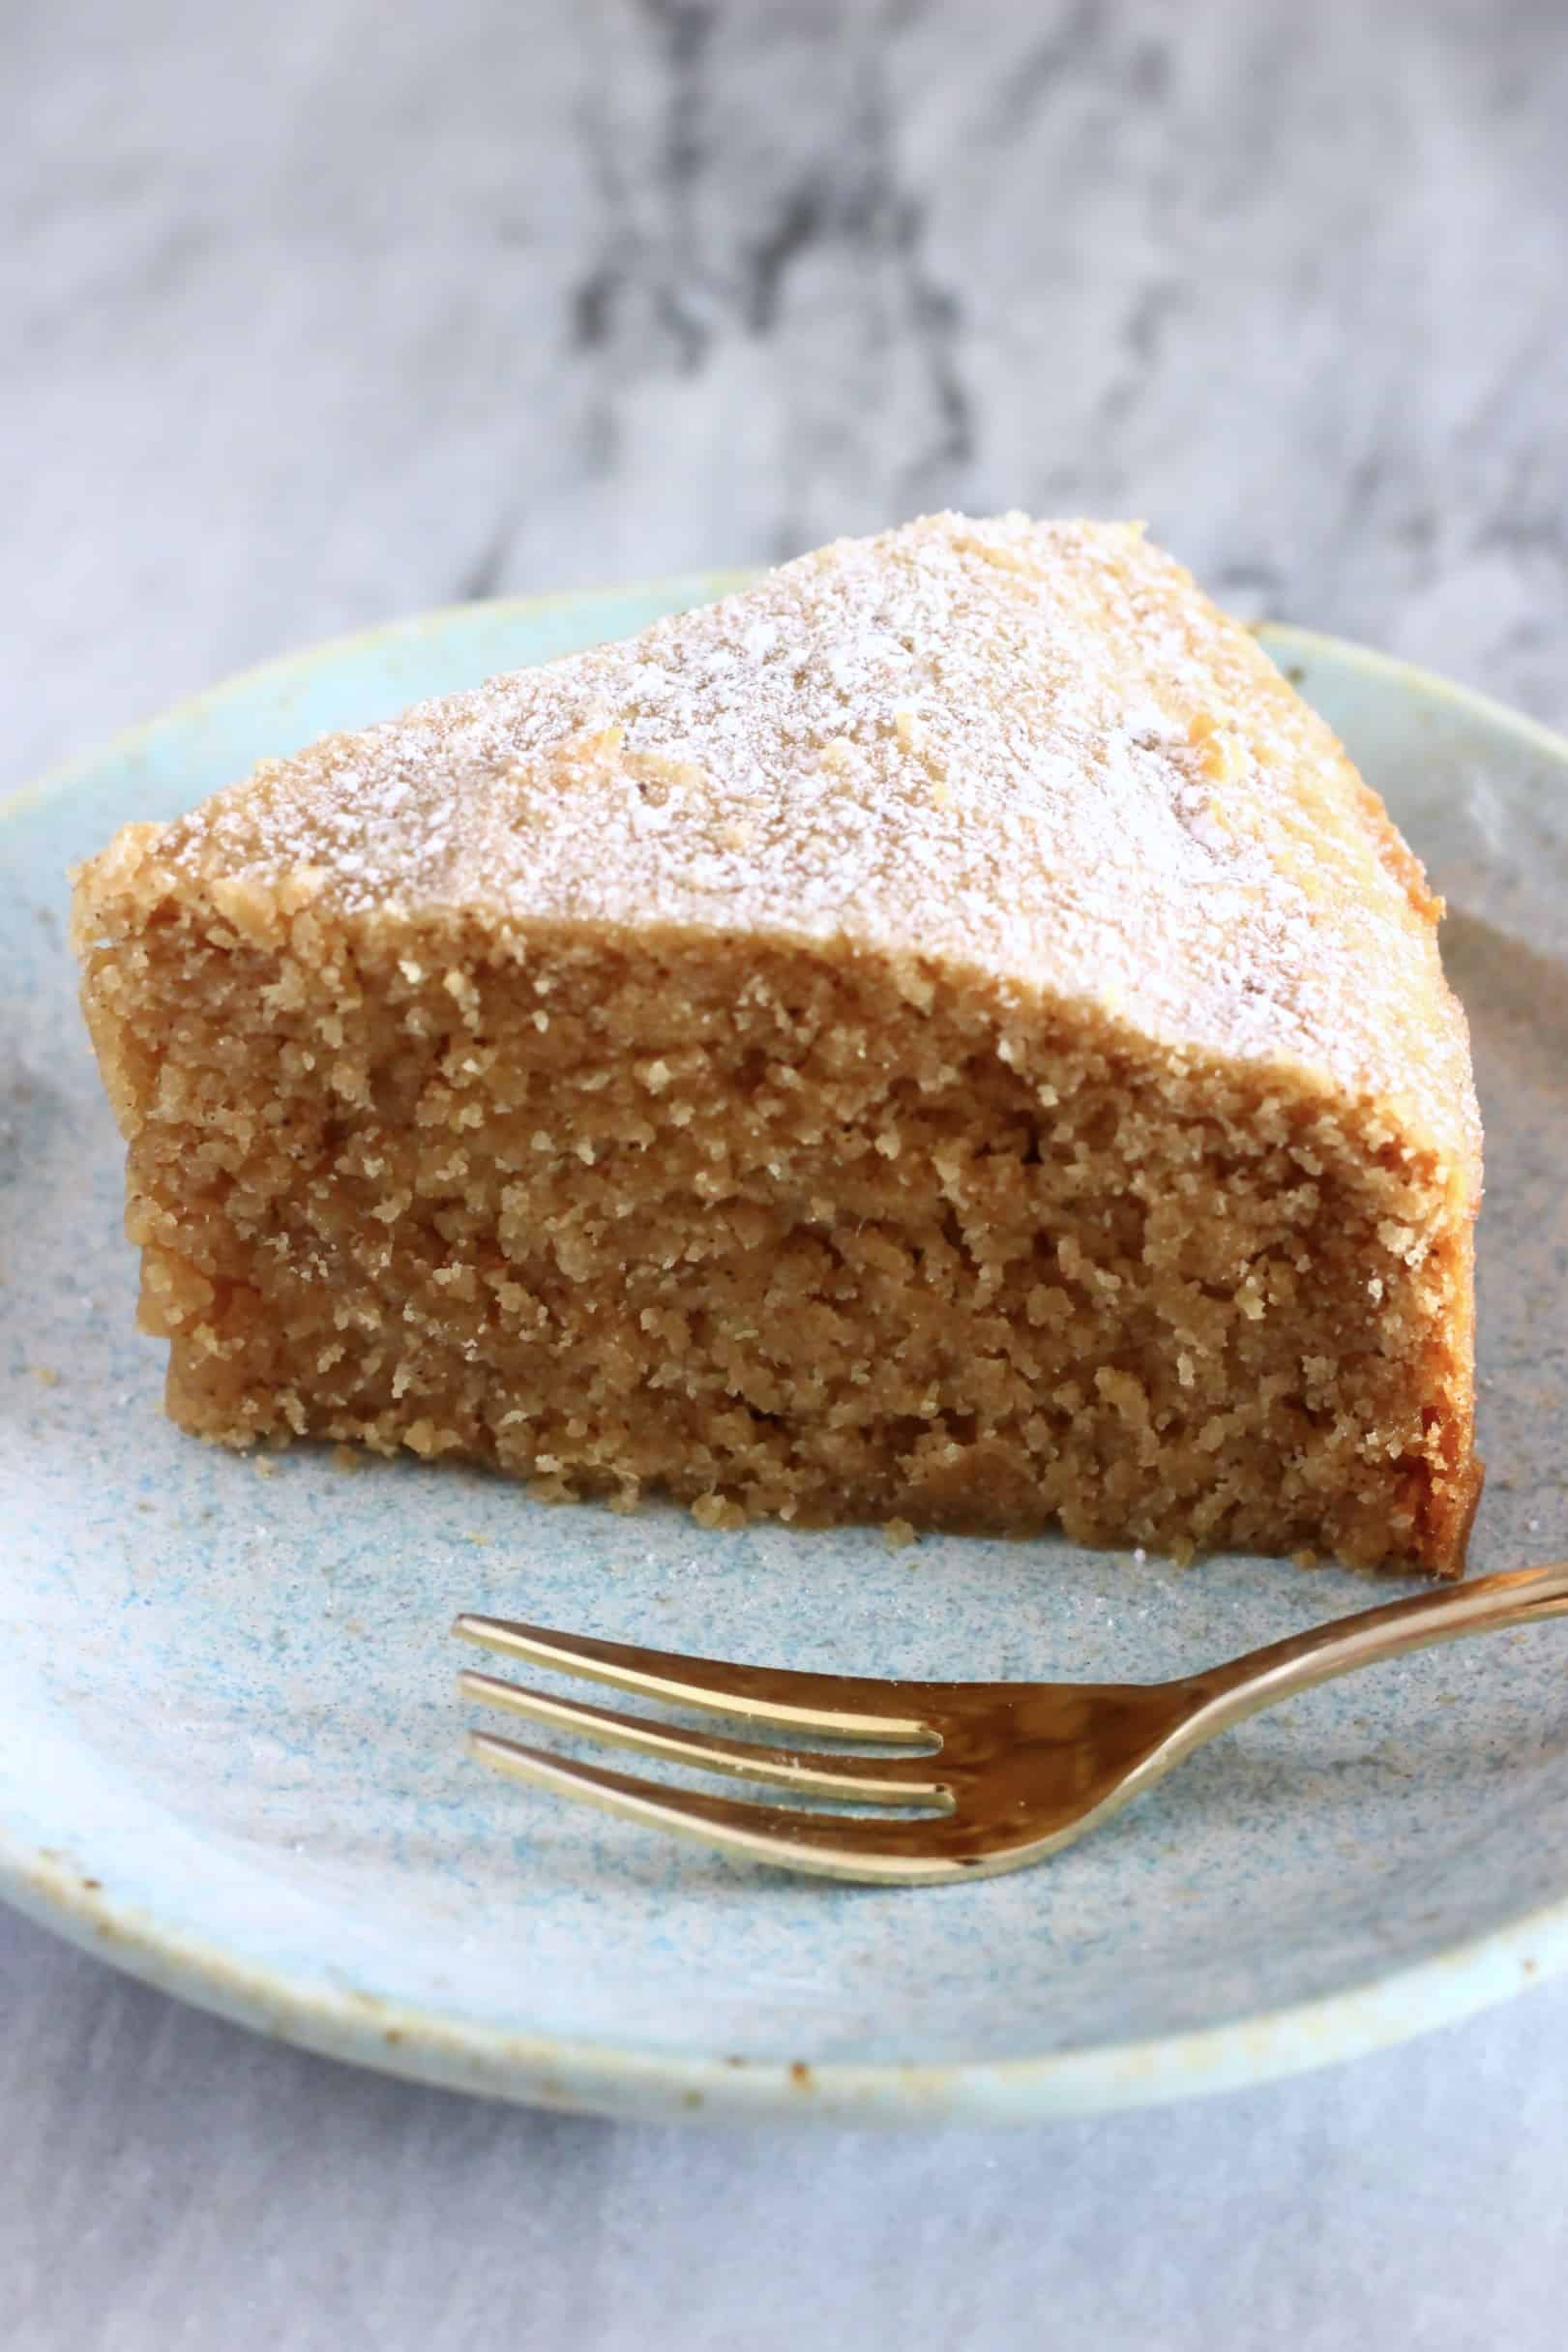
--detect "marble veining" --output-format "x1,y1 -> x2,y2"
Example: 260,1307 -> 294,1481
5,0 -> 1568,801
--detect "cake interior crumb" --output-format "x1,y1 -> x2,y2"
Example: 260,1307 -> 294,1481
76,915 -> 1475,1572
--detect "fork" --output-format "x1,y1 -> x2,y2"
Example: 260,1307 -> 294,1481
454,1562 -> 1568,1884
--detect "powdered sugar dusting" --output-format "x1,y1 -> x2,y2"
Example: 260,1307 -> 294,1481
146,513 -> 1469,1137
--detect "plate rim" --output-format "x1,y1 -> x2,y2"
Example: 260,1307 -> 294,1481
6,585 -> 1567,2125
4,1839 -> 1563,2124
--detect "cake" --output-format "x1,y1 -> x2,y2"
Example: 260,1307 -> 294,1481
72,514 -> 1482,1573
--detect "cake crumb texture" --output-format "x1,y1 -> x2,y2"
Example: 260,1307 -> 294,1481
72,514 -> 1482,1574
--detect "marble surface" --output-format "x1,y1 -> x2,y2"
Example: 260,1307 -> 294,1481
4,0 -> 1568,2345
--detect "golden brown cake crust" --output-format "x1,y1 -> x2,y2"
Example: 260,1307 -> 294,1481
73,516 -> 1482,1575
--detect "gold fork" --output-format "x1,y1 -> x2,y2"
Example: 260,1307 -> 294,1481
454,1562 -> 1568,1884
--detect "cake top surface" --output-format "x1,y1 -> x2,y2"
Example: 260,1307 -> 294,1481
87,512 -> 1477,1158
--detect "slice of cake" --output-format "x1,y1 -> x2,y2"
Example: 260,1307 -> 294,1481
72,514 -> 1482,1573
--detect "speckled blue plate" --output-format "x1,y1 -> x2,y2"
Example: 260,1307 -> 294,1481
4,581 -> 1566,2124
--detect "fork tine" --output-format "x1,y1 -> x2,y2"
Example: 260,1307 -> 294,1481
452,1614 -> 935,1738
459,1669 -> 948,1803
468,1732 -> 991,1883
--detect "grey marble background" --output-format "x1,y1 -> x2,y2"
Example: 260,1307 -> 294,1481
5,2 -> 1568,2346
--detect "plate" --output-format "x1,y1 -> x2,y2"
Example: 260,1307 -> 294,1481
3,581 -> 1566,2125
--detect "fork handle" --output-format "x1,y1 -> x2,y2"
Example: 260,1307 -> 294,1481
1188,1562 -> 1568,1730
